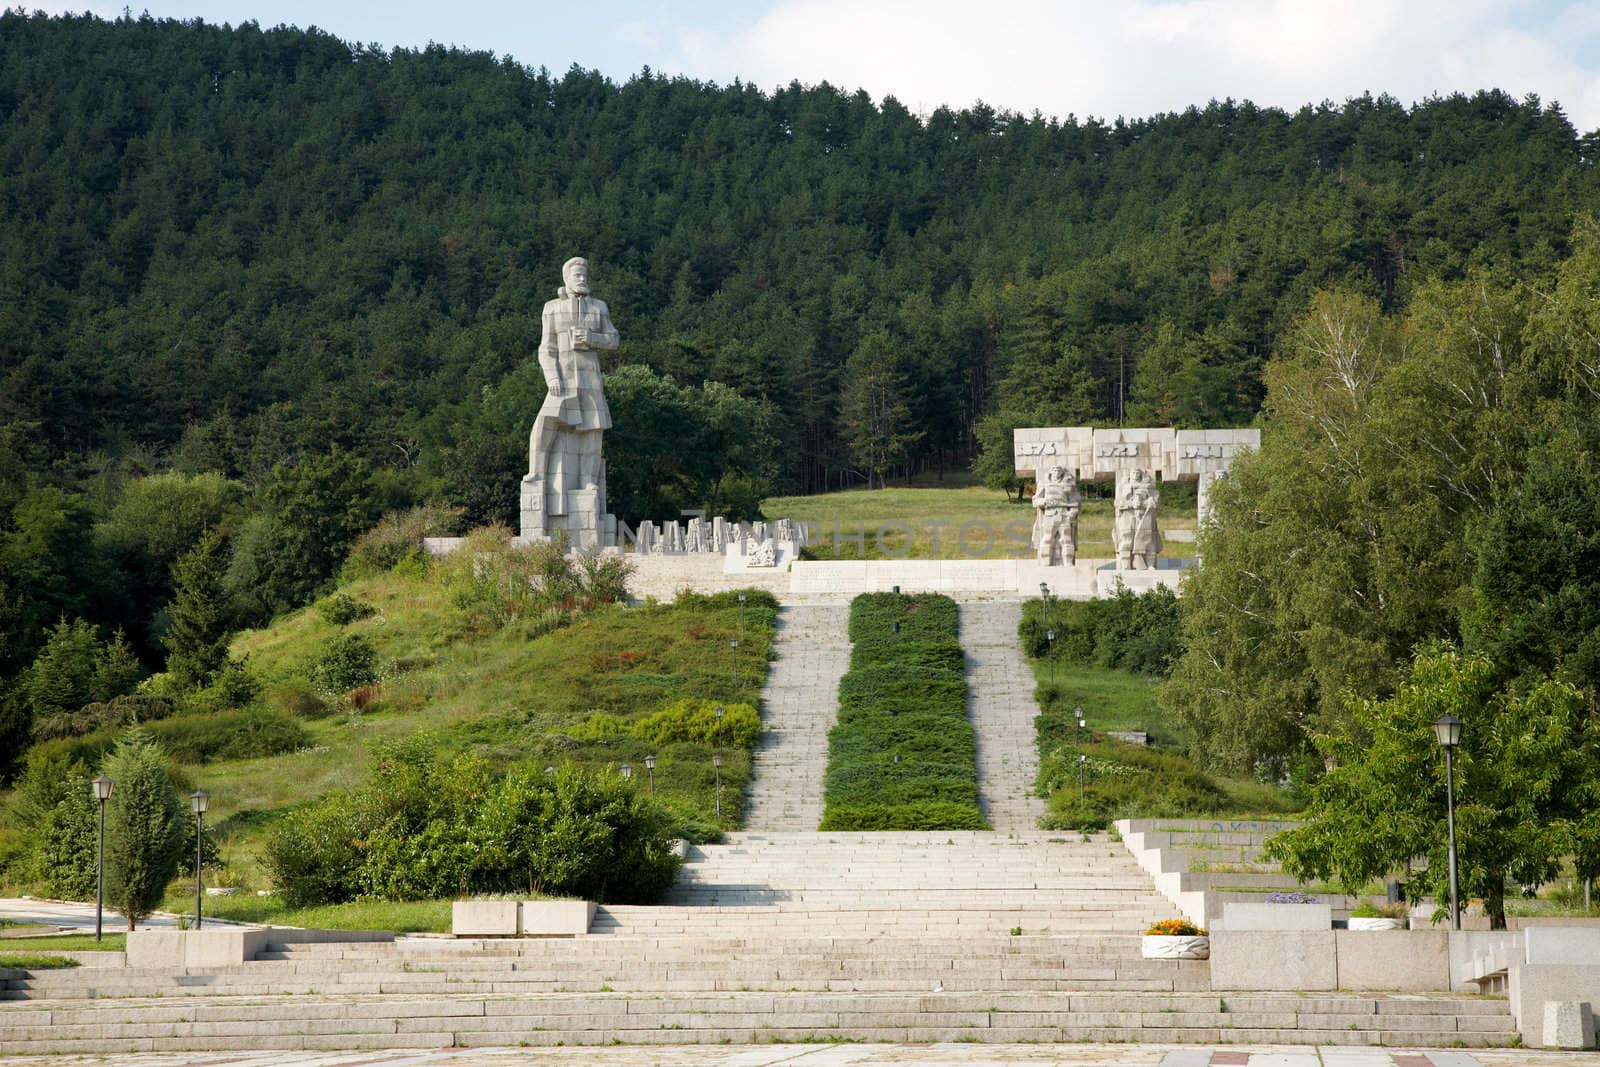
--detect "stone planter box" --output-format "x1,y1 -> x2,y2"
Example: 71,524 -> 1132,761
451,900 -> 520,937
519,899 -> 595,937
1141,934 -> 1209,959
1347,916 -> 1406,932
451,899 -> 595,937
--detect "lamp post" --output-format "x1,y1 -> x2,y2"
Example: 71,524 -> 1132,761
1046,629 -> 1056,684
644,754 -> 656,796
1078,753 -> 1087,803
712,753 -> 723,820
729,638 -> 739,690
1076,705 -> 1085,732
91,775 -> 114,943
1433,714 -> 1463,931
619,762 -> 632,784
190,790 -> 209,931
714,704 -> 725,756
737,591 -> 746,644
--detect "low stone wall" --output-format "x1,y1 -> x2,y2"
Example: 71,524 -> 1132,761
626,553 -> 789,600
126,928 -> 393,969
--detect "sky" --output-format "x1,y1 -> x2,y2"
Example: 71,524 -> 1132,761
23,0 -> 1600,131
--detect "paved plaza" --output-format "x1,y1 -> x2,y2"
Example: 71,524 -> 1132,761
0,1043 -> 1589,1066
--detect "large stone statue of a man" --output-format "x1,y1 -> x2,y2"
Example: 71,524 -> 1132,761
1113,468 -> 1163,570
521,257 -> 620,548
1032,465 -> 1081,566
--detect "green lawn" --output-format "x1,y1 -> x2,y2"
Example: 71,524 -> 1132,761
764,484 -> 1197,560
0,934 -> 124,951
0,953 -> 79,969
159,894 -> 455,933
1031,660 -> 1169,738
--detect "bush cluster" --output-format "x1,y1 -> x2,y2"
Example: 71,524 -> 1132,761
343,504 -> 463,578
263,737 -> 681,906
570,699 -> 761,749
820,593 -> 986,831
1021,586 -> 1183,677
432,526 -> 636,632
1036,740 -> 1233,830
315,592 -> 376,626
308,634 -> 379,695
24,706 -> 308,768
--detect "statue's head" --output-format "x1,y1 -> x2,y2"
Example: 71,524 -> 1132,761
562,257 -> 590,295
1045,465 -> 1074,488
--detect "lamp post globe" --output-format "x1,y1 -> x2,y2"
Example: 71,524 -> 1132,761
1432,714 -> 1463,931
644,754 -> 656,796
619,762 -> 632,782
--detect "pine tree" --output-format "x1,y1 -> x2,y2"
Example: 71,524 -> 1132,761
103,732 -> 188,930
164,529 -> 230,690
20,618 -> 102,720
839,332 -> 924,490
93,628 -> 143,701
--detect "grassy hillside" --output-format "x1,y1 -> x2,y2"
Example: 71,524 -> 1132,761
766,481 -> 1200,561
1,543 -> 777,902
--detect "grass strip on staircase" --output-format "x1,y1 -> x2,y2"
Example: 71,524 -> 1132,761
820,593 -> 987,830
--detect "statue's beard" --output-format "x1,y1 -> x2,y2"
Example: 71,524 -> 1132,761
567,281 -> 589,295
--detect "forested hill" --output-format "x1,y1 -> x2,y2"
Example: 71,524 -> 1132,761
3,10 -> 1597,516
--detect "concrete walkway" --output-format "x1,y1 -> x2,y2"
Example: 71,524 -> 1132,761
959,601 -> 1047,831
0,897 -> 250,932
743,604 -> 851,832
0,1045 -> 1564,1066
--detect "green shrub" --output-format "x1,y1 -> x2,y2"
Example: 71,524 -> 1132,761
316,592 -> 376,626
194,658 -> 261,712
344,504 -> 463,578
262,794 -> 371,907
146,707 -> 309,763
308,634 -> 379,694
1022,586 -> 1183,677
631,699 -> 760,748
1036,740 -> 1235,830
566,712 -> 630,742
820,592 -> 986,831
268,682 -> 331,719
35,769 -> 98,899
263,739 -> 682,905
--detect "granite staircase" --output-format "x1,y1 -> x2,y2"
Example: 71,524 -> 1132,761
959,600 -> 1048,831
741,604 -> 849,832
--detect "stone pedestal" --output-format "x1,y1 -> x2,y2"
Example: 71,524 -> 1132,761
520,477 -> 615,550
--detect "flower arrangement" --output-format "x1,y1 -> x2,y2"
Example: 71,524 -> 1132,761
1265,891 -> 1320,904
1145,918 -> 1207,937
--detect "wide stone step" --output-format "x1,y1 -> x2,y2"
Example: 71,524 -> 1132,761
0,990 -> 1517,1053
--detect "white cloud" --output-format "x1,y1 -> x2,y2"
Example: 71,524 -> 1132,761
657,0 -> 1600,132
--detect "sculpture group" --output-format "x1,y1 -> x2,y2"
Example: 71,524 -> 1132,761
512,256 -> 1253,585
1014,426 -> 1259,569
